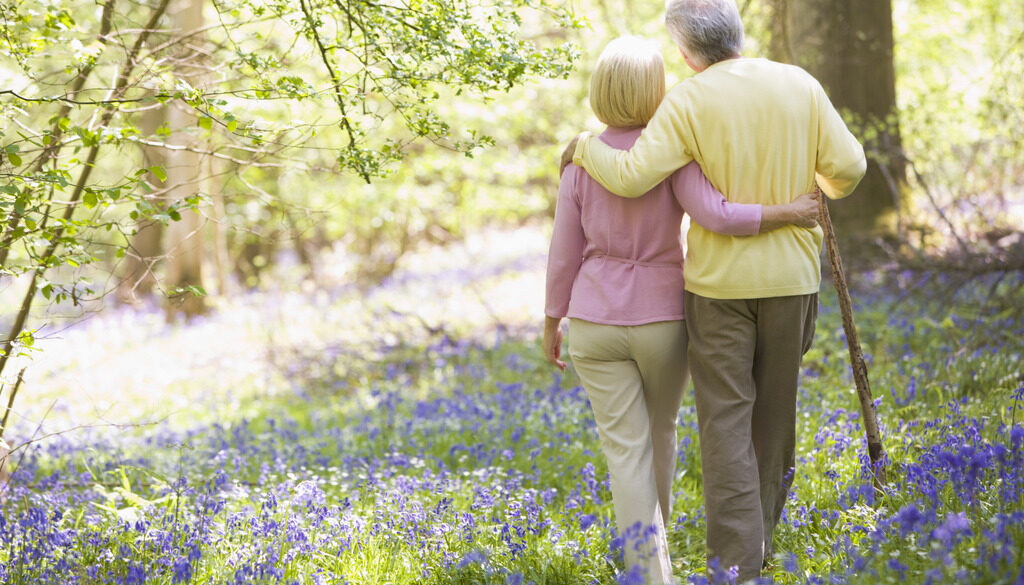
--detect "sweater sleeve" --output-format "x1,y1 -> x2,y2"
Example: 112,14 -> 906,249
672,162 -> 762,236
572,88 -> 695,198
813,80 -> 867,200
545,166 -> 586,319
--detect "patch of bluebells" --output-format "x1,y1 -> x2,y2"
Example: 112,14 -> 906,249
0,335 -> 625,584
2,285 -> 1024,584
771,297 -> 1024,585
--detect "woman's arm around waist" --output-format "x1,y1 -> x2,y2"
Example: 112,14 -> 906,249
673,162 -> 821,234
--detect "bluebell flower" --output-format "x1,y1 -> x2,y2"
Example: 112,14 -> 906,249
456,548 -> 487,569
706,556 -> 738,585
784,552 -> 799,573
616,565 -> 647,585
579,513 -> 597,531
172,556 -> 193,584
893,504 -> 925,537
887,558 -> 908,579
932,512 -> 971,546
922,568 -> 944,585
1010,424 -> 1024,448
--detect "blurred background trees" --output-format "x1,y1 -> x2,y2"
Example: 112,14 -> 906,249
2,0 -> 1023,384
0,0 -> 580,384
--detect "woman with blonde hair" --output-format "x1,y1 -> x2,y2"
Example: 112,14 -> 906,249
542,36 -> 819,584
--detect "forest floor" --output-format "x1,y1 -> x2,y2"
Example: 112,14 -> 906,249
1,224 -> 1023,585
7,224 -> 550,431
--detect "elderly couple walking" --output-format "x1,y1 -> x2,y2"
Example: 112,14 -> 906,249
541,0 -> 866,583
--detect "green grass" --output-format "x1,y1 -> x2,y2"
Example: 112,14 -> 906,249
2,276 -> 1023,584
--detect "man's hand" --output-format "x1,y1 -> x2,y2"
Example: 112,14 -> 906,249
788,191 -> 820,228
542,316 -> 567,371
757,190 -> 821,233
559,133 -> 582,175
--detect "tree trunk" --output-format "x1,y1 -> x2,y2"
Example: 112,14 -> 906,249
0,367 -> 25,500
769,0 -> 905,242
164,101 -> 207,319
163,0 -> 208,319
209,156 -> 231,297
0,442 -> 8,502
118,108 -> 165,303
120,219 -> 164,302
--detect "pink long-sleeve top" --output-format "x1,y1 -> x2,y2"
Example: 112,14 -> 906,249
545,126 -> 763,325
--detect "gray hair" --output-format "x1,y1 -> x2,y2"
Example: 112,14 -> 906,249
664,0 -> 744,69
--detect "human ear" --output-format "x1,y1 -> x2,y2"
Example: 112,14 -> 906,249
679,48 -> 698,72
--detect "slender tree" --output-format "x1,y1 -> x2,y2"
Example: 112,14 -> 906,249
0,0 -> 578,399
162,0 -> 210,317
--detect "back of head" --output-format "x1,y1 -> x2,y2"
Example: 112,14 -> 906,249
664,0 -> 744,69
589,36 -> 666,128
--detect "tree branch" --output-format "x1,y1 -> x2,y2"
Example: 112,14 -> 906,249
298,0 -> 368,182
0,368 -> 26,443
0,0 -> 118,268
1,0 -> 173,388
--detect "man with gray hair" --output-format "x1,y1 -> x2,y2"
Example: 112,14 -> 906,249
563,0 -> 866,580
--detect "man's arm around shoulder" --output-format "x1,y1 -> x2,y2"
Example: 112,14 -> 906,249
565,85 -> 697,198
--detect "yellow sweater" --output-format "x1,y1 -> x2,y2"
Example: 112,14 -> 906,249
573,57 -> 866,299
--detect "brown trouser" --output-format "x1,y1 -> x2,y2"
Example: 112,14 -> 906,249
684,292 -> 817,582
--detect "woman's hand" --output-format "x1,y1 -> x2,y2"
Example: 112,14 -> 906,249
559,134 -> 583,174
543,316 -> 567,371
788,191 -> 821,228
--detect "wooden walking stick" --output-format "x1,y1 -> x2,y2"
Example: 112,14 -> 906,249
817,188 -> 887,488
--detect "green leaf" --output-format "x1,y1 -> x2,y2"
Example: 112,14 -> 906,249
83,191 -> 97,209
150,165 -> 167,182
198,116 -> 213,130
7,153 -> 21,166
168,285 -> 207,299
227,119 -> 238,133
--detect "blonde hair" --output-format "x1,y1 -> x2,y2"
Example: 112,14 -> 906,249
589,36 -> 666,128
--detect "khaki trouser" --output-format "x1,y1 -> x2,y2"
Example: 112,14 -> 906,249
684,292 -> 817,583
568,318 -> 688,585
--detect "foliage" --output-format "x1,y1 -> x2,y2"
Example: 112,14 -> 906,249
0,0 -> 578,376
212,0 -> 578,181
3,0 -> 1022,308
1,268 -> 1023,584
891,0 -> 1024,247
